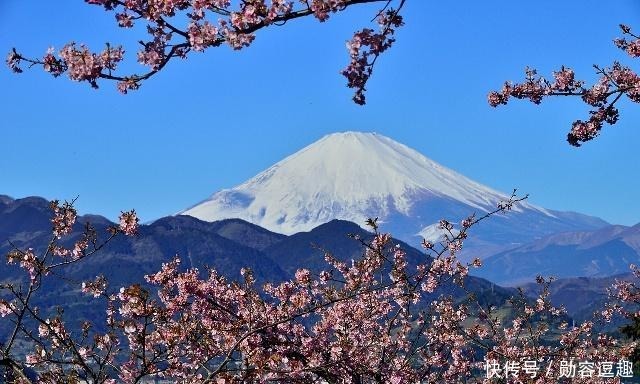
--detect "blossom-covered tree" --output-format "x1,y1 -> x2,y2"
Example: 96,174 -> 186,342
1,200 -> 139,383
1,194 -> 637,383
6,0 -> 405,105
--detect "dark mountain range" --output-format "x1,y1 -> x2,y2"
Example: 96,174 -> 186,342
0,195 -> 51,239
263,219 -> 426,276
207,218 -> 286,251
1,195 -> 518,341
472,224 -> 640,286
0,196 -> 288,283
0,196 -> 289,339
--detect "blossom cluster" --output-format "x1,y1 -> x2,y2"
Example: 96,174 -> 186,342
50,200 -> 77,238
342,9 -> 404,105
56,43 -> 125,88
6,248 -> 40,281
118,209 -> 139,236
82,275 -> 108,298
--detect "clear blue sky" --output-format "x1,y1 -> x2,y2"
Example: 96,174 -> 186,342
1,1 -> 640,225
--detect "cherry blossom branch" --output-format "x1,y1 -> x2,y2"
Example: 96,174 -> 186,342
7,0 -> 404,103
342,0 -> 405,104
488,24 -> 640,147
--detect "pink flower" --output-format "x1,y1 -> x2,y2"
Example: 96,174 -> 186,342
188,21 -> 219,51
119,210 -> 139,236
82,275 -> 108,297
51,200 -> 77,238
0,300 -> 13,317
295,268 -> 311,285
552,66 -> 576,91
6,50 -> 23,73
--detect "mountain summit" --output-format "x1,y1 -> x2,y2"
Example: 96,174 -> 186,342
181,132 -> 607,255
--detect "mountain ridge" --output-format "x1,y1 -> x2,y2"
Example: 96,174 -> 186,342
473,223 -> 640,286
0,196 -> 520,341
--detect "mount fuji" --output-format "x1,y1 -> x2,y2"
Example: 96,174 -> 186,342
180,132 -> 608,258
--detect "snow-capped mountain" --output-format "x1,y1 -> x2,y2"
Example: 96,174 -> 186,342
181,132 -> 608,257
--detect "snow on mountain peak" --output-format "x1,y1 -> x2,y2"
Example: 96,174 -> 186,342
273,131 -> 503,209
181,131 -> 551,234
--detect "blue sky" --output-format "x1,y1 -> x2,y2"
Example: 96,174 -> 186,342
1,1 -> 640,226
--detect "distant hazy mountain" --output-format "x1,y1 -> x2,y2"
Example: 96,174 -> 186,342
474,224 -> 640,286
181,132 -> 608,258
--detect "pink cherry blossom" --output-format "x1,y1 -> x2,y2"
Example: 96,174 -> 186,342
118,209 -> 139,236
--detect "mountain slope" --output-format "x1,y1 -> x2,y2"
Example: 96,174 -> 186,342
262,219 -> 518,308
181,132 -> 608,256
263,219 -> 426,276
208,218 -> 287,251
